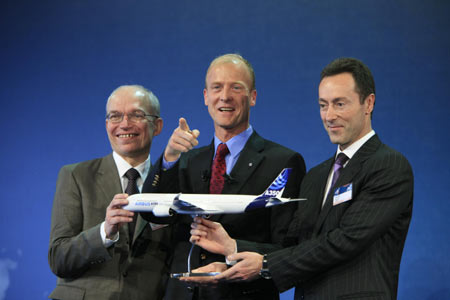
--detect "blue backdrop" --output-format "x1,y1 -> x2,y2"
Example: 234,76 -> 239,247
1,0 -> 449,299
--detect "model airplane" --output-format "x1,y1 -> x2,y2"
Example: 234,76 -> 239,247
123,168 -> 306,216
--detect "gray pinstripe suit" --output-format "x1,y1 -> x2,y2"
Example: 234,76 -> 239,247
238,135 -> 413,300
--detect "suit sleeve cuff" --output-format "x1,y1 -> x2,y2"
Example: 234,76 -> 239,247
225,243 -> 238,265
162,157 -> 178,170
100,222 -> 119,248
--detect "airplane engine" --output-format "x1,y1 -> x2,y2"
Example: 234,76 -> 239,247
152,205 -> 172,217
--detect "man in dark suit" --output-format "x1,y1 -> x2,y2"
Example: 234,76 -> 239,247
188,58 -> 414,300
142,54 -> 306,300
48,85 -> 171,299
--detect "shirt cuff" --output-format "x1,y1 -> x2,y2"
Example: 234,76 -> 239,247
162,157 -> 178,170
100,221 -> 119,248
225,243 -> 238,266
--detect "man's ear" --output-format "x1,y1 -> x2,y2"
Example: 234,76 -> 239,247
365,93 -> 375,115
204,88 -> 208,106
250,89 -> 257,106
153,118 -> 163,136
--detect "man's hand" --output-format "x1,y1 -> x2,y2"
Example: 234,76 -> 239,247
190,217 -> 237,256
216,252 -> 263,282
104,193 -> 134,239
164,118 -> 200,162
180,252 -> 263,284
178,262 -> 227,286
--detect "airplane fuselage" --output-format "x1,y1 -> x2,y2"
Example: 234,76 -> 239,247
125,193 -> 264,215
122,168 -> 306,217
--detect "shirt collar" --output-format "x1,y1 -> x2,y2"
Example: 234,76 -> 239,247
213,125 -> 253,159
336,130 -> 375,160
112,151 -> 151,179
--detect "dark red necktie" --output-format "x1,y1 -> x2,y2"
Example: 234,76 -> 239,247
209,143 -> 229,194
124,168 -> 140,240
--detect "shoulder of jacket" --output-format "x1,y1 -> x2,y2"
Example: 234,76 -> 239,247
60,156 -> 107,174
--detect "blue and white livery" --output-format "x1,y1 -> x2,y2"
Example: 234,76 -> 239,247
123,168 -> 306,216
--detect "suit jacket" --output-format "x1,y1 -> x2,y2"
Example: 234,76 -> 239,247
48,154 -> 171,300
239,135 -> 414,300
142,131 -> 306,300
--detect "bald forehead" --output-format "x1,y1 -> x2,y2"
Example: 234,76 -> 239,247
106,86 -> 151,112
206,61 -> 252,87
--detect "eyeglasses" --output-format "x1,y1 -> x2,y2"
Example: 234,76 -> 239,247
106,111 -> 159,123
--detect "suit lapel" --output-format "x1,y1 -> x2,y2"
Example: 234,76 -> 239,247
132,163 -> 159,245
314,160 -> 361,233
190,143 -> 215,194
286,160 -> 331,241
309,158 -> 334,234
96,154 -> 122,207
132,215 -> 147,245
95,154 -> 153,246
211,132 -> 265,223
313,135 -> 382,234
227,132 -> 265,193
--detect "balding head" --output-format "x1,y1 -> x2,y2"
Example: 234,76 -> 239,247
107,85 -> 160,117
205,54 -> 256,91
105,84 -> 163,166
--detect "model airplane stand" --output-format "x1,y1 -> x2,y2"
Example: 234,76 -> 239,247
170,215 -> 221,278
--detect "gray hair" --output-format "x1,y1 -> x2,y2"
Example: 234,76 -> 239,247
107,85 -> 160,116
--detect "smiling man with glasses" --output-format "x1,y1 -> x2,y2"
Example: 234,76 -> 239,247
48,85 -> 171,300
105,86 -> 163,167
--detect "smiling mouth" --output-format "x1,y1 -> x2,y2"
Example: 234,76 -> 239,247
219,107 -> 234,112
328,127 -> 343,134
117,134 -> 138,138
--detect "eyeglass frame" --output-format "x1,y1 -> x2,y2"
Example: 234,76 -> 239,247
105,110 -> 160,123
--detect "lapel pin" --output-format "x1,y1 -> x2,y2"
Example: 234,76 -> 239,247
152,174 -> 160,187
249,163 -> 253,167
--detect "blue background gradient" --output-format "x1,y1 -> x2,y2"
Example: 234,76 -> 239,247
1,0 -> 449,299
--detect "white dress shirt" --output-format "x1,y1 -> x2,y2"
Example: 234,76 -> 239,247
322,130 -> 375,207
100,152 -> 151,247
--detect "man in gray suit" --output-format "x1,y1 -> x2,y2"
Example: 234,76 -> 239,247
188,58 -> 414,300
48,85 -> 171,299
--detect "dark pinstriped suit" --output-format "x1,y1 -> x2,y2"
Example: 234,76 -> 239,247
143,131 -> 306,300
238,135 -> 413,300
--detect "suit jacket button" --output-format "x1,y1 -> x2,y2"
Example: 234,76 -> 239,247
200,253 -> 207,260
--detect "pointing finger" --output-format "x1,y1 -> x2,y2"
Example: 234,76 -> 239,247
179,117 -> 190,132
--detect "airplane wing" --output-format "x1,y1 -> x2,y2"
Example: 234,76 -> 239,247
173,196 -> 224,214
265,197 -> 307,207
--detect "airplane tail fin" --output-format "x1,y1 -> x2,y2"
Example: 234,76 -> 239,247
244,168 -> 292,212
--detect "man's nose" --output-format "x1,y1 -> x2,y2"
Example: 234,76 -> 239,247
119,114 -> 132,126
325,106 -> 337,121
220,87 -> 231,101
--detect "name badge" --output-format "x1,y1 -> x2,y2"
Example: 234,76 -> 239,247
333,183 -> 352,206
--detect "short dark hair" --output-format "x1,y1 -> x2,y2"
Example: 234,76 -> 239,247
320,57 -> 375,103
